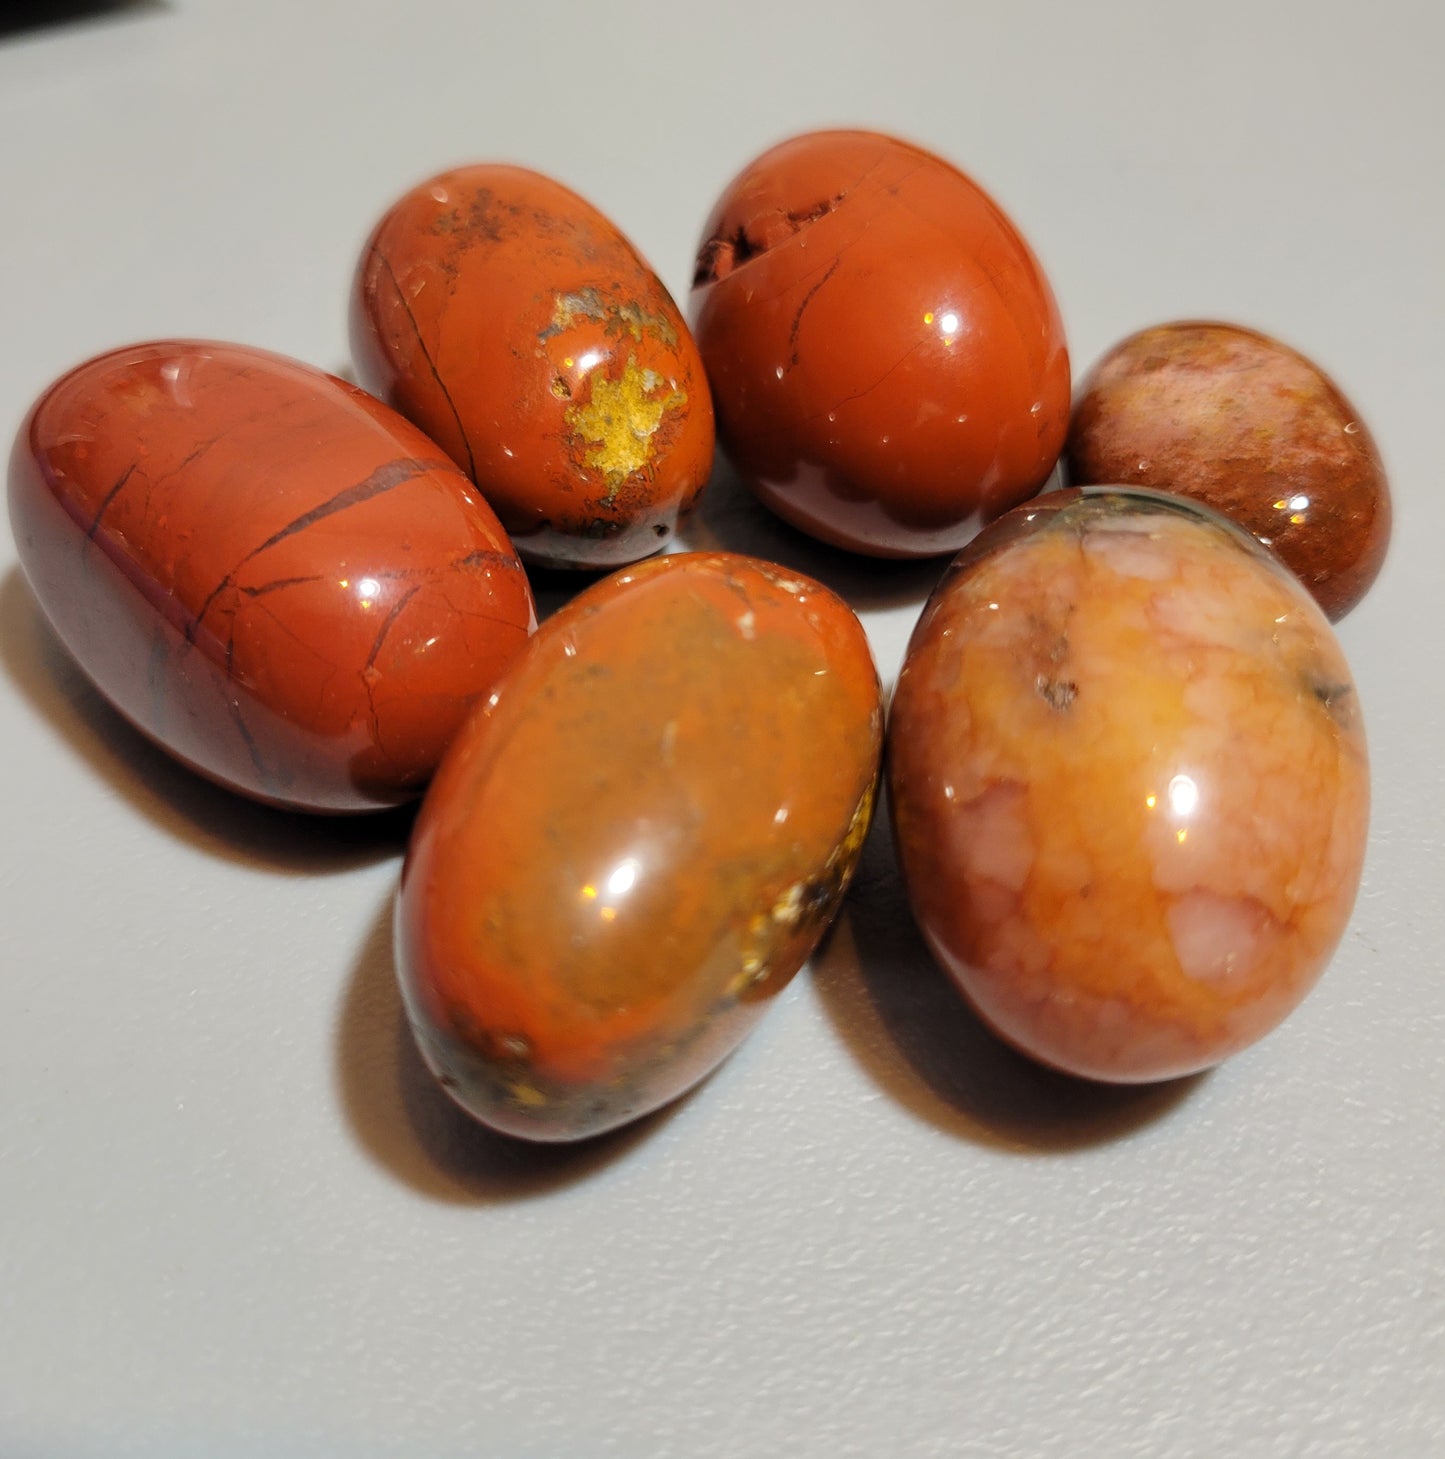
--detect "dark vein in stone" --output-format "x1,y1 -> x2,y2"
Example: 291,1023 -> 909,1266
793,340 -> 927,427
364,583 -> 421,672
457,547 -> 521,572
240,574 -> 326,599
87,464 -> 136,538
188,456 -> 444,641
151,433 -> 223,492
786,258 -> 840,370
373,244 -> 478,483
251,457 -> 446,558
228,696 -> 269,779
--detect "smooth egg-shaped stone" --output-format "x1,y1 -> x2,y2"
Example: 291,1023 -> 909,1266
1066,321 -> 1391,619
351,164 -> 715,570
888,488 -> 1369,1082
691,129 -> 1070,557
396,551 -> 882,1140
8,340 -> 536,813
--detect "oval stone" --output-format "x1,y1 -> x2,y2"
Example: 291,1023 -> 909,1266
352,164 -> 715,570
1066,320 -> 1391,619
691,129 -> 1070,557
888,488 -> 1369,1082
396,551 -> 882,1140
8,340 -> 536,813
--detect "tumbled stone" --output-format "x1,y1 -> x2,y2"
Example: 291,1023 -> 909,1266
396,551 -> 882,1140
888,488 -> 1369,1082
8,340 -> 535,812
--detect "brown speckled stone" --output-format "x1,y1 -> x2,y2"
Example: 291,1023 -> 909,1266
1066,321 -> 1390,619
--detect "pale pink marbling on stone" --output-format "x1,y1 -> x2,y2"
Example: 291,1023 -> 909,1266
888,489 -> 1370,1082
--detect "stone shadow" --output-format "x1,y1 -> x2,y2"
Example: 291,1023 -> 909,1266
334,892 -> 672,1201
811,792 -> 1203,1152
0,565 -> 413,873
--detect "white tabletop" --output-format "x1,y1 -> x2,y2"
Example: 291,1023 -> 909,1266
2,2 -> 1441,1455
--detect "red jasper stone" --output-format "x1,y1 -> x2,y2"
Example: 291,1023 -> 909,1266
351,164 -> 715,570
396,552 -> 882,1141
691,129 -> 1070,557
1066,321 -> 1391,619
8,340 -> 536,813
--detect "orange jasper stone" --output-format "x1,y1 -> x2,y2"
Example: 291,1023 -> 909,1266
8,340 -> 535,813
352,164 -> 715,570
888,488 -> 1369,1082
396,552 -> 882,1140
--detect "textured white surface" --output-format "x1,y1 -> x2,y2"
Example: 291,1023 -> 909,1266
1,1 -> 1442,1455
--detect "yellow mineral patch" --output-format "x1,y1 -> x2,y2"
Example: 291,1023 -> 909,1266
566,354 -> 686,492
832,780 -> 876,876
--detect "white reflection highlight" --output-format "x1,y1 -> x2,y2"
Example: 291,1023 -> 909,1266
160,357 -> 195,407
1168,774 -> 1199,817
606,858 -> 640,897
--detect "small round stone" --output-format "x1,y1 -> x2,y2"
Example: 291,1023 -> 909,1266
888,488 -> 1370,1083
1066,321 -> 1390,618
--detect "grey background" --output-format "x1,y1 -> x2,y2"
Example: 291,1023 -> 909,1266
1,1 -> 1441,1455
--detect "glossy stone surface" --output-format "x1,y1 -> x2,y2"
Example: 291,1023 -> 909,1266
396,551 -> 882,1141
691,129 -> 1069,557
352,164 -> 715,570
888,489 -> 1369,1083
8,341 -> 536,813
1067,321 -> 1391,619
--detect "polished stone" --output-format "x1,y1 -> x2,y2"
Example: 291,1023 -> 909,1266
1067,321 -> 1391,619
8,340 -> 536,812
691,129 -> 1069,557
396,551 -> 883,1140
888,488 -> 1370,1082
352,164 -> 715,570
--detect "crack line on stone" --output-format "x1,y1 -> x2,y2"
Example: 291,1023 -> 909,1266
228,696 -> 270,780
187,456 -> 445,643
86,464 -> 136,538
363,583 -> 421,672
241,574 -> 326,598
794,339 -> 927,426
786,258 -> 840,371
372,244 -> 479,483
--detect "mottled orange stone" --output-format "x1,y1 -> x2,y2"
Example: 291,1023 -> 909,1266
691,129 -> 1070,557
352,164 -> 715,570
888,489 -> 1369,1082
8,340 -> 536,813
1067,321 -> 1391,619
396,552 -> 883,1140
